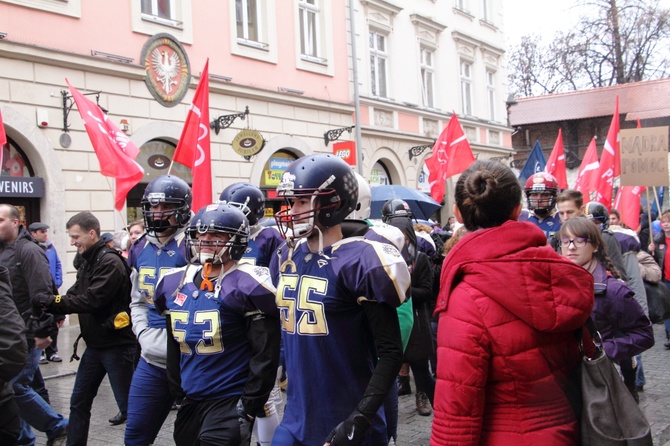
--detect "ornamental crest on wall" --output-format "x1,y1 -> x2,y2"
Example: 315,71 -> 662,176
140,33 -> 191,107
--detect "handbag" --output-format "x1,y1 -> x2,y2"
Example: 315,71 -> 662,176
643,280 -> 670,323
580,319 -> 653,446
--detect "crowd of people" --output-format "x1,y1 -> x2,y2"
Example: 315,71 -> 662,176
0,156 -> 660,446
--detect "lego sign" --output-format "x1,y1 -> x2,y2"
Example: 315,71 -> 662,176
333,141 -> 356,166
620,126 -> 669,187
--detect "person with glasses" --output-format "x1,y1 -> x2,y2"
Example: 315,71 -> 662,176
557,217 -> 654,403
431,160 -> 594,445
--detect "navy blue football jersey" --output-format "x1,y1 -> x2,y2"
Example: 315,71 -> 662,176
129,233 -> 189,329
239,225 -> 285,267
519,209 -> 562,239
156,263 -> 277,401
269,237 -> 410,446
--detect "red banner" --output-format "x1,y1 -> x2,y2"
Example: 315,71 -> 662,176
173,59 -> 212,212
425,113 -> 475,203
67,80 -> 144,210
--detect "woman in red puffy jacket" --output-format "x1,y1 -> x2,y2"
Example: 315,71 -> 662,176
430,160 -> 595,446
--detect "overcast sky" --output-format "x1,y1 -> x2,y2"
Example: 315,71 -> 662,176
503,0 -> 670,48
503,0 -> 581,47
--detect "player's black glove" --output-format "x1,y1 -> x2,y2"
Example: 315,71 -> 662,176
324,410 -> 371,446
237,399 -> 255,446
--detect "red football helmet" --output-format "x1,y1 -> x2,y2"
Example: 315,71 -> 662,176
524,172 -> 559,215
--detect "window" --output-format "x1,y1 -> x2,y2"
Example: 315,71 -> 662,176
420,48 -> 434,108
299,0 -> 321,60
236,0 -> 265,47
482,0 -> 491,22
141,0 -> 179,25
370,31 -> 388,98
230,0 -> 277,63
487,70 -> 496,121
454,0 -> 468,10
460,61 -> 472,115
142,0 -> 173,19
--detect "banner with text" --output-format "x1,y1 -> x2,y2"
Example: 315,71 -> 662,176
620,126 -> 669,187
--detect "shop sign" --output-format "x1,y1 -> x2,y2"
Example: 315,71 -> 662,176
232,129 -> 265,158
0,177 -> 45,197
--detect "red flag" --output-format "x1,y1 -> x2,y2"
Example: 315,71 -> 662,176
425,113 -> 475,203
545,129 -> 568,188
173,60 -> 212,211
573,137 -> 600,196
613,185 -> 644,230
66,80 -> 144,211
0,108 -> 7,147
594,95 -> 620,206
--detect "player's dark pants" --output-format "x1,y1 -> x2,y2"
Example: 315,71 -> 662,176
174,394 -> 244,446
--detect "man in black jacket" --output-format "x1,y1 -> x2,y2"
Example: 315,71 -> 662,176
0,264 -> 28,445
0,204 -> 68,446
45,212 -> 136,446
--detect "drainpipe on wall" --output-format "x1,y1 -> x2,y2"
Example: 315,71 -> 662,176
349,0 -> 363,175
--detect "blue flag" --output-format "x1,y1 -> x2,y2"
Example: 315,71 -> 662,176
518,141 -> 547,185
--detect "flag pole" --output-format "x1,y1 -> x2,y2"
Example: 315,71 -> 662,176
645,188 -> 653,236
103,177 -> 128,230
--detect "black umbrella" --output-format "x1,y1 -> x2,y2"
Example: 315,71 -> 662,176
370,185 -> 441,220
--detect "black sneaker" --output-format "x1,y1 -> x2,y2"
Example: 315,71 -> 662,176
108,412 -> 127,425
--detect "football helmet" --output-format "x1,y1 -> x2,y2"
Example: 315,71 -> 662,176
524,172 -> 559,216
274,154 -> 358,242
141,175 -> 192,235
381,199 -> 413,224
219,182 -> 265,226
187,202 -> 250,263
584,201 -> 610,229
347,173 -> 372,220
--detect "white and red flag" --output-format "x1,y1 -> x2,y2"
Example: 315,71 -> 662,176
594,95 -> 620,207
425,113 -> 475,203
545,128 -> 568,189
173,59 -> 212,212
573,137 -> 600,197
66,79 -> 144,211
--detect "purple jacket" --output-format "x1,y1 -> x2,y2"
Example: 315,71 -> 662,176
591,262 -> 654,362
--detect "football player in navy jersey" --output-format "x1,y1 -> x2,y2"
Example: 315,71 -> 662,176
518,172 -> 562,240
124,175 -> 192,446
219,182 -> 285,267
270,154 -> 411,446
155,202 -> 280,446
219,182 -> 285,445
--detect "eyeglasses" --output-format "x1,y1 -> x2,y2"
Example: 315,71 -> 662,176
559,237 -> 589,248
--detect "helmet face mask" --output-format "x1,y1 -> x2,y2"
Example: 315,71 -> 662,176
524,173 -> 558,216
186,203 -> 250,264
141,176 -> 192,235
274,154 -> 357,245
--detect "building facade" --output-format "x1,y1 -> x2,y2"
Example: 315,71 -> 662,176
351,0 -> 513,221
0,0 -> 511,285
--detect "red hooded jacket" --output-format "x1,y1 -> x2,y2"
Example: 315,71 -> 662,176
431,221 -> 594,445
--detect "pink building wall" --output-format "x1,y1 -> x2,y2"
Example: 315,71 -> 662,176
0,1 -> 351,103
